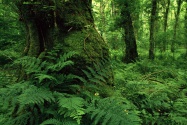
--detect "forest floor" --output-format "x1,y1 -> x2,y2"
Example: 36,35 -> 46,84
111,50 -> 187,124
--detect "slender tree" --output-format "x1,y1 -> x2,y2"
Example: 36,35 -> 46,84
99,0 -> 106,36
163,0 -> 170,52
121,0 -> 138,63
171,0 -> 182,53
185,0 -> 187,56
149,0 -> 157,60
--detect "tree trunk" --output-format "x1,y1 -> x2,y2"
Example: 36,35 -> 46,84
163,0 -> 170,52
99,0 -> 106,36
122,2 -> 138,63
149,0 -> 157,60
185,0 -> 187,57
16,0 -> 113,85
171,0 -> 182,53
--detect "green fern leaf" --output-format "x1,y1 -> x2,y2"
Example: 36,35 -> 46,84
47,60 -> 74,72
13,56 -> 46,74
40,118 -> 63,125
89,98 -> 141,125
94,74 -> 106,83
82,70 -> 92,79
18,86 -> 55,105
89,78 -> 103,85
58,96 -> 85,112
58,96 -> 85,124
72,75 -> 87,83
60,51 -> 78,62
34,74 -> 57,83
3,112 -> 31,125
87,67 -> 96,76
62,118 -> 79,125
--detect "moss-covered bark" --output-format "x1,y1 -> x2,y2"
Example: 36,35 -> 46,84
16,0 -> 113,85
149,0 -> 157,60
121,1 -> 138,63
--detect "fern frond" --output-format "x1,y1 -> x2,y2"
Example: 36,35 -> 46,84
88,98 -> 141,125
60,51 -> 78,62
3,112 -> 31,125
0,81 -> 31,112
40,118 -> 63,125
87,67 -> 96,77
82,69 -> 92,79
82,59 -> 113,87
58,96 -> 85,124
47,60 -> 74,72
18,85 -> 55,105
13,56 -> 44,74
34,74 -> 57,83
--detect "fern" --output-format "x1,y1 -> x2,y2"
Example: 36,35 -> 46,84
75,60 -> 114,99
87,97 -> 141,125
47,60 -> 74,72
13,56 -> 46,75
41,118 -> 78,125
34,74 -> 57,84
18,85 -> 55,105
0,48 -> 80,125
58,95 -> 85,124
46,51 -> 77,72
40,118 -> 63,125
3,112 -> 32,125
59,51 -> 78,62
82,59 -> 112,85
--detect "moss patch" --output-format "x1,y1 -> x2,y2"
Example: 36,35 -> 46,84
63,27 -> 109,65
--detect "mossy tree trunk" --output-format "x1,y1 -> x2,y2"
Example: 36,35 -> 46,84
16,0 -> 113,85
149,0 -> 157,60
185,0 -> 187,57
121,1 -> 138,63
163,0 -> 170,52
171,0 -> 182,54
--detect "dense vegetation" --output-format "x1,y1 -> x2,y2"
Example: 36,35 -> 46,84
0,0 -> 187,125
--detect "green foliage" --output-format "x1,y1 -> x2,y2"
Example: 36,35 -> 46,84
1,0 -> 187,124
3,45 -> 187,125
0,47 -> 81,125
76,60 -> 114,98
114,56 -> 187,125
1,46 -> 141,125
58,96 -> 85,124
0,4 -> 24,65
40,118 -> 79,125
87,97 -> 141,125
18,85 -> 55,105
40,118 -> 63,125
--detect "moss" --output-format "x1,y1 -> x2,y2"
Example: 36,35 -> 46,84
27,21 -> 41,57
61,26 -> 113,85
63,27 -> 109,65
17,0 -> 113,85
59,1 -> 93,30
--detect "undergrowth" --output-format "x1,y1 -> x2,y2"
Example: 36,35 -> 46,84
114,56 -> 187,125
1,49 -> 187,125
1,43 -> 187,125
0,45 -> 141,125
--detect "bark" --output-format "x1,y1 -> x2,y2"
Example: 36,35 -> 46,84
99,0 -> 106,36
149,0 -> 157,60
185,0 -> 187,56
122,2 -> 138,63
163,0 -> 170,52
16,0 -> 113,85
171,0 -> 182,53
